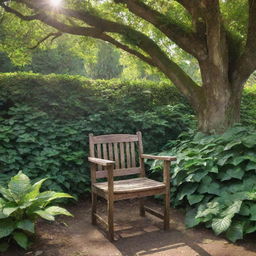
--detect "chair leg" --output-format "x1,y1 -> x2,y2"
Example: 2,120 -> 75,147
107,197 -> 114,241
139,198 -> 145,217
164,192 -> 170,230
91,192 -> 97,225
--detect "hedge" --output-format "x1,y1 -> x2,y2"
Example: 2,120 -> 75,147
0,73 -> 194,196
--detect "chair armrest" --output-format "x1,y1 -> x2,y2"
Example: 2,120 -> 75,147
88,157 -> 115,166
141,154 -> 176,161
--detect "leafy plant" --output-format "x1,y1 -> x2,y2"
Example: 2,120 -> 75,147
149,125 -> 256,242
0,171 -> 74,251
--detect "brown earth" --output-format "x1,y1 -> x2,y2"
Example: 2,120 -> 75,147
2,199 -> 256,256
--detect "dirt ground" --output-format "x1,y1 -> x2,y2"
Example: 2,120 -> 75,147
2,199 -> 256,256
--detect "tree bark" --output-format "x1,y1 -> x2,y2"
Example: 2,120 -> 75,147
197,82 -> 242,134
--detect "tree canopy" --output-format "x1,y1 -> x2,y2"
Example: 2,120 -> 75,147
0,0 -> 255,133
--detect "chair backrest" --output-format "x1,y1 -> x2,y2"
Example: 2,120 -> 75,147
89,132 -> 144,179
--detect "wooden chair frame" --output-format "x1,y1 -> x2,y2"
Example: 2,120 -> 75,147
88,131 -> 176,241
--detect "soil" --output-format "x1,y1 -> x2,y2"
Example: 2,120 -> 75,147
2,199 -> 256,256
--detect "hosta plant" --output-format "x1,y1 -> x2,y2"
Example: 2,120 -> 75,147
0,171 -> 74,252
148,125 -> 256,242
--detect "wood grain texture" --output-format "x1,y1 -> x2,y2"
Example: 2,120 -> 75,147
91,134 -> 139,144
96,167 -> 141,178
126,142 -> 131,168
88,132 -> 174,241
93,177 -> 166,193
141,154 -> 177,161
88,157 -> 115,166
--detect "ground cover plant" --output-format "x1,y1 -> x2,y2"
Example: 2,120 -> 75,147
149,125 -> 256,242
0,171 -> 73,252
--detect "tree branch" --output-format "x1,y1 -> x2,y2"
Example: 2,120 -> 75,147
3,0 -> 202,107
114,0 -> 207,60
29,31 -> 62,49
231,0 -> 256,89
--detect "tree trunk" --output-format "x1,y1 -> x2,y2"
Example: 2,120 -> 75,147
197,84 -> 242,134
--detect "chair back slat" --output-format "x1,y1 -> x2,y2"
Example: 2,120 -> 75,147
120,142 -> 125,169
89,133 -> 143,179
130,142 -> 136,167
103,143 -> 108,160
108,143 -> 113,160
126,142 -> 131,168
113,142 -> 120,169
96,143 -> 102,171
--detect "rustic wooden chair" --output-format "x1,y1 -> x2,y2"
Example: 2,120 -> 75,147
88,132 -> 176,241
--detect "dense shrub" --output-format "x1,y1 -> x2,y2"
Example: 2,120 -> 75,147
149,125 -> 256,242
0,73 -> 194,196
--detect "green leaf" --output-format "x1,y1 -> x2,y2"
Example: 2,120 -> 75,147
196,202 -> 221,218
185,208 -> 201,228
34,210 -> 55,221
0,186 -> 14,201
17,219 -> 35,233
0,219 -> 15,239
8,171 -> 31,202
249,204 -> 256,221
245,162 -> 256,171
23,178 -> 47,201
13,231 -> 29,249
212,216 -> 232,235
226,222 -> 244,242
224,140 -> 241,151
45,206 -> 73,217
177,183 -> 198,200
220,201 -> 242,218
242,135 -> 256,148
187,194 -> 204,205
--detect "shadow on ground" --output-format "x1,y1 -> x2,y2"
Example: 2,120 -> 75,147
2,199 -> 256,256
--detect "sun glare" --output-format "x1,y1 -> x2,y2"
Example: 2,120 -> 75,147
50,0 -> 62,7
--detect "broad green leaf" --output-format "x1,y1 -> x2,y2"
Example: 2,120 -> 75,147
187,194 -> 204,205
239,204 -> 250,216
17,219 -> 35,233
212,216 -> 232,235
23,178 -> 47,201
8,171 -> 31,202
177,183 -> 198,200
0,186 -> 14,201
242,135 -> 256,148
226,222 -> 244,242
220,201 -> 242,218
249,204 -> 256,221
245,162 -> 256,171
196,202 -> 221,218
45,206 -> 73,217
224,140 -> 241,151
3,206 -> 19,216
244,224 -> 256,234
13,232 -> 29,249
34,210 -> 55,221
0,219 -> 15,239
185,208 -> 201,228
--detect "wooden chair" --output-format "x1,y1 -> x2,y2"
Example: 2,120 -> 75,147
88,132 -> 176,241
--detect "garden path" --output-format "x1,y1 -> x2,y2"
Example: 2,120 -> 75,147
2,199 -> 256,256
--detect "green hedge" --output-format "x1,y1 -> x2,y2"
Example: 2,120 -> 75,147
0,73 -> 194,196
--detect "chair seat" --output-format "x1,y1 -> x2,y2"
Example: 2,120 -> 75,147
93,177 -> 166,194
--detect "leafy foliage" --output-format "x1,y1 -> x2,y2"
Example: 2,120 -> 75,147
0,171 -> 73,251
149,125 -> 256,242
0,73 -> 194,196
